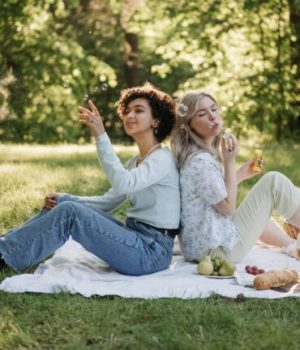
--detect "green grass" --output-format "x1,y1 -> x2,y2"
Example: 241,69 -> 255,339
0,142 -> 300,350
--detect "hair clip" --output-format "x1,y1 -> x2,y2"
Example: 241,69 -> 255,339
177,103 -> 188,118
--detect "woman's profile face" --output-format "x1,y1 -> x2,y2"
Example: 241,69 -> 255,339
122,98 -> 157,138
189,96 -> 221,143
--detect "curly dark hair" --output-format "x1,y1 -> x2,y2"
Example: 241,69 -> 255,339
116,82 -> 176,142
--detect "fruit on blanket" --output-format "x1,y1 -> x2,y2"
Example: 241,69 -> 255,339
219,260 -> 236,276
245,265 -> 265,275
197,256 -> 214,275
253,268 -> 299,290
197,256 -> 236,276
212,256 -> 224,270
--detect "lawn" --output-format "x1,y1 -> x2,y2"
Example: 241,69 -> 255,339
0,141 -> 300,350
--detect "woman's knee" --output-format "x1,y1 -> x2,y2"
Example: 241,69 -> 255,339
259,171 -> 286,187
55,201 -> 83,214
57,193 -> 73,204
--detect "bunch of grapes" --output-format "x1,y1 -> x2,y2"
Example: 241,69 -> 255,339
245,265 -> 265,275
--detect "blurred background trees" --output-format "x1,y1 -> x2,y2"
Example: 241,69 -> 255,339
0,0 -> 299,143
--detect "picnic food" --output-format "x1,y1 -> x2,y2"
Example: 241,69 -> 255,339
282,221 -> 300,260
283,220 -> 299,240
197,256 -> 214,275
245,265 -> 265,275
219,260 -> 236,276
253,268 -> 299,290
222,129 -> 233,151
252,149 -> 263,172
197,256 -> 236,276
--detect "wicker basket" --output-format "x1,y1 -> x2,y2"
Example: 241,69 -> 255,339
283,221 -> 300,240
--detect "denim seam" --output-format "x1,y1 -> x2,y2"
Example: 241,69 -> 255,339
90,226 -> 141,250
2,216 -> 73,259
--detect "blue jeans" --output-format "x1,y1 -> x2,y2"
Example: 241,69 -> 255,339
0,196 -> 174,275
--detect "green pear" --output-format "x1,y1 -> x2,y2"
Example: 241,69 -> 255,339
213,256 -> 224,270
197,256 -> 214,275
219,260 -> 236,276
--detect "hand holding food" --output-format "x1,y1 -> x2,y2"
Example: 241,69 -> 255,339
252,149 -> 264,173
221,130 -> 239,160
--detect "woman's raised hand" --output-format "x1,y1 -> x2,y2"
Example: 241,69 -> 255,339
237,159 -> 262,183
44,193 -> 58,210
79,100 -> 105,137
221,133 -> 239,162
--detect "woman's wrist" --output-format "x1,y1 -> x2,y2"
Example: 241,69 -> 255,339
95,132 -> 108,142
224,157 -> 236,170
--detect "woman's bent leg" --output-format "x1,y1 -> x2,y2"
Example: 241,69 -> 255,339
229,171 -> 300,262
0,201 -> 173,275
2,208 -> 49,237
0,202 -> 83,272
259,218 -> 294,247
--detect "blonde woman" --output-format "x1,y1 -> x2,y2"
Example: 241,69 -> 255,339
171,91 -> 300,263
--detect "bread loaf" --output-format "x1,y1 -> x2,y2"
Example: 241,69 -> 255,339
253,268 -> 299,290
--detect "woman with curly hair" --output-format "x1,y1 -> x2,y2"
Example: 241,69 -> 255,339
0,83 -> 180,276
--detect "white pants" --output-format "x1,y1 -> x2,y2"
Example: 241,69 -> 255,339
209,172 -> 300,263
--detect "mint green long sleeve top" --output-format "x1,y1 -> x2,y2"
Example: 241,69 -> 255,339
59,133 -> 180,229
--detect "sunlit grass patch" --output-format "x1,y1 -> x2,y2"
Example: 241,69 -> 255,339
0,143 -> 136,232
0,310 -> 39,349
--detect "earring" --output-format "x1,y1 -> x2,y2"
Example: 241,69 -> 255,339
153,123 -> 158,135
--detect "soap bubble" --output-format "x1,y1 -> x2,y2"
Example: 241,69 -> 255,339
101,83 -> 108,91
83,94 -> 89,101
93,84 -> 108,93
177,103 -> 188,117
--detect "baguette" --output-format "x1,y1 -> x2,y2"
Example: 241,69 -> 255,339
253,268 -> 299,290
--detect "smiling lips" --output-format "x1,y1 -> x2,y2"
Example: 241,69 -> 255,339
125,122 -> 137,128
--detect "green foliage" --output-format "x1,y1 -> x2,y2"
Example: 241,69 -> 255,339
0,0 -> 119,143
0,0 -> 300,143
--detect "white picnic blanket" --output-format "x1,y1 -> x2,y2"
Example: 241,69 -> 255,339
0,239 -> 299,299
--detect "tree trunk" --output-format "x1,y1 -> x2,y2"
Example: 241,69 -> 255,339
275,0 -> 285,142
121,0 -> 141,87
124,32 -> 139,87
287,0 -> 300,135
258,16 -> 266,133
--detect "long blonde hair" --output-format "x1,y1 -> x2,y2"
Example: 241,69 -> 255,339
171,91 -> 222,168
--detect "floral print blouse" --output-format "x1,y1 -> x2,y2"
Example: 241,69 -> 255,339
179,152 -> 240,261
